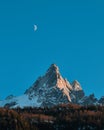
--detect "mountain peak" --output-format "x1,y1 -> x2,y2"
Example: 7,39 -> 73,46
45,64 -> 60,82
50,63 -> 58,69
46,64 -> 59,74
73,80 -> 80,85
2,64 -> 103,108
24,64 -> 73,105
72,80 -> 82,91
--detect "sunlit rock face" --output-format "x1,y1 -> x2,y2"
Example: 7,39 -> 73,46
1,64 -> 104,108
71,80 -> 85,103
24,64 -> 85,107
25,64 -> 73,107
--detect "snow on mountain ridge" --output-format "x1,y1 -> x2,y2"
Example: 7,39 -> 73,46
25,64 -> 73,105
0,64 -> 103,108
71,80 -> 82,91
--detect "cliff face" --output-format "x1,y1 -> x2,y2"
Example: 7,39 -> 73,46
24,64 -> 85,107
0,64 -> 103,108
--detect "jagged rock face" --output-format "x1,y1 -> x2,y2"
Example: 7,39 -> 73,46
5,95 -> 15,100
1,63 -> 103,108
24,64 -> 86,107
71,80 -> 85,103
72,80 -> 82,91
98,97 -> 104,105
79,94 -> 98,105
25,64 -> 73,107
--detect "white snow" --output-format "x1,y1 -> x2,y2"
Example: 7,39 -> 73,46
14,95 -> 41,108
72,80 -> 82,91
0,94 -> 42,108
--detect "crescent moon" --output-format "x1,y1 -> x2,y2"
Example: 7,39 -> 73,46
34,25 -> 37,31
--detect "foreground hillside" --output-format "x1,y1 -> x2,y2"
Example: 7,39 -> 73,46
0,104 -> 104,130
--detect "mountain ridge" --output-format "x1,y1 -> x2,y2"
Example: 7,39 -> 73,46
0,64 -> 103,108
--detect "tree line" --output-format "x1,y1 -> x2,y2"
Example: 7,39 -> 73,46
0,104 -> 104,130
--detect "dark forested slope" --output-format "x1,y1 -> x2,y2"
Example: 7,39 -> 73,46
0,104 -> 104,130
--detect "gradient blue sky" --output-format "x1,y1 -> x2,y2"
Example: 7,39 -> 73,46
0,0 -> 104,99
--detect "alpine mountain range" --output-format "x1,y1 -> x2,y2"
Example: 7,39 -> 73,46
0,64 -> 104,108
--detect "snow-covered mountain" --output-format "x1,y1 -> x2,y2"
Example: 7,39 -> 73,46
0,64 -> 103,108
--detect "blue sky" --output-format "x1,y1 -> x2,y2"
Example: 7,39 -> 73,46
0,0 -> 104,99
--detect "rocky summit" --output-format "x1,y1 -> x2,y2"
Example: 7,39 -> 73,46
0,64 -> 103,108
